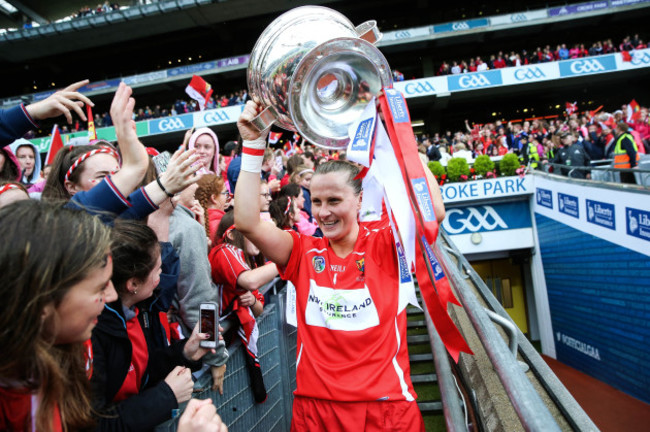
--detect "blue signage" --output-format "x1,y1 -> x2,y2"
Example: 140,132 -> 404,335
411,177 -> 436,222
549,1 -> 609,16
626,207 -> 650,242
421,236 -> 444,281
168,61 -> 217,77
201,110 -> 232,125
586,199 -> 616,230
403,80 -> 436,96
559,56 -> 617,77
558,193 -> 580,218
443,201 -> 532,235
447,70 -> 502,91
351,118 -> 375,151
513,67 -> 546,82
396,242 -> 412,284
385,89 -> 409,123
149,114 -> 193,134
79,79 -> 121,93
433,18 -> 489,33
536,188 -> 553,209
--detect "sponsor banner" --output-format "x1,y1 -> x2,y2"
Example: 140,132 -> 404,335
149,113 -> 193,134
216,55 -> 250,68
78,79 -> 121,93
611,0 -> 650,5
168,61 -> 218,77
394,76 -> 448,97
442,201 -> 532,235
549,1 -> 609,16
501,62 -> 560,85
534,176 -> 650,257
615,48 -> 650,70
586,199 -> 616,230
192,105 -> 243,128
558,192 -> 580,218
123,70 -> 168,86
441,176 -> 532,203
380,26 -> 431,44
555,332 -> 601,361
559,55 -> 617,77
447,70 -> 502,91
433,18 -> 489,33
489,10 -> 548,26
305,280 -> 379,331
626,207 -> 650,242
32,90 -> 56,101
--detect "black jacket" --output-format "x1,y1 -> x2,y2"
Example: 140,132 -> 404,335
90,299 -> 201,432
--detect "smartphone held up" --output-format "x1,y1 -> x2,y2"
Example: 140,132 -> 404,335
199,302 -> 218,349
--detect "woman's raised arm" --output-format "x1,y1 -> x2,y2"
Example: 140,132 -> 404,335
234,101 -> 293,267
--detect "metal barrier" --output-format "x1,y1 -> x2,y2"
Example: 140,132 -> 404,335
542,160 -> 650,186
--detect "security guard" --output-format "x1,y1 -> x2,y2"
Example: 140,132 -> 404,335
613,122 -> 639,184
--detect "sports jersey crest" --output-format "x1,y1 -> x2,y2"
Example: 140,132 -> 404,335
312,256 -> 326,273
355,257 -> 365,273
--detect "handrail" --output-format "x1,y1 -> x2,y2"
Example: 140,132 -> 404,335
437,231 -> 600,431
434,236 -> 563,431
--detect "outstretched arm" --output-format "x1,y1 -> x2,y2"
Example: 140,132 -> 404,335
234,101 -> 293,267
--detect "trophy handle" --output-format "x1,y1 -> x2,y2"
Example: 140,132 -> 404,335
250,105 -> 279,131
355,20 -> 382,44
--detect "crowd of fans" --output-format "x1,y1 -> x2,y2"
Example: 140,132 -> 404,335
437,34 -> 647,75
75,2 -> 121,18
418,103 -> 648,183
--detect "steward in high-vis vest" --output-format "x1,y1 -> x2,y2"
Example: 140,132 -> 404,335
614,122 -> 639,184
521,139 -> 540,169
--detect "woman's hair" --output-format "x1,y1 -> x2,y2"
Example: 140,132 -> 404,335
42,142 -> 118,201
195,174 -> 225,238
280,183 -> 301,199
0,200 -> 111,431
216,211 -> 263,268
289,165 -> 313,185
0,147 -> 21,182
285,154 -> 304,176
314,160 -> 362,195
110,219 -> 160,296
269,195 -> 293,229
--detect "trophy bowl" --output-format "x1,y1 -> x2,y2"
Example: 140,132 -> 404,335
247,6 -> 392,149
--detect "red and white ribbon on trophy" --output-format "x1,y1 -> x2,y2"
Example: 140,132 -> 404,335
347,89 -> 473,362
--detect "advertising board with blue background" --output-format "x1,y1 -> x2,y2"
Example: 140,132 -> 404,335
534,176 -> 650,403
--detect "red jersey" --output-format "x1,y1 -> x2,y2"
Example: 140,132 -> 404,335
278,227 -> 417,402
0,387 -> 63,432
209,243 -> 264,317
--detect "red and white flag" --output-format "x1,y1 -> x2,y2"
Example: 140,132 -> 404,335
268,131 -> 282,144
45,124 -> 64,165
627,99 -> 641,122
87,104 -> 97,140
565,101 -> 578,115
185,75 -> 213,111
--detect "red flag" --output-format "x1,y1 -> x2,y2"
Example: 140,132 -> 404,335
46,125 -> 64,165
268,131 -> 282,144
627,99 -> 641,122
621,50 -> 632,62
565,101 -> 577,115
87,104 -> 97,140
185,75 -> 213,110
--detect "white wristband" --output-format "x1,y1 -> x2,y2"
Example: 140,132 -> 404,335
240,138 -> 267,173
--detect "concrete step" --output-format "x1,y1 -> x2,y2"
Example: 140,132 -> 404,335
411,373 -> 438,384
407,334 -> 430,344
407,320 -> 426,329
417,401 -> 443,415
409,353 -> 434,362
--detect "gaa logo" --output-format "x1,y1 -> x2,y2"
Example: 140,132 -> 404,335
443,206 -> 508,234
203,111 -> 230,124
458,74 -> 491,88
514,67 -> 545,81
631,52 -> 650,65
510,13 -> 527,22
405,81 -> 435,95
157,117 -> 186,132
452,21 -> 470,31
570,59 -> 605,74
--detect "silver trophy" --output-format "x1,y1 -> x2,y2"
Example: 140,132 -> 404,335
247,6 -> 392,149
